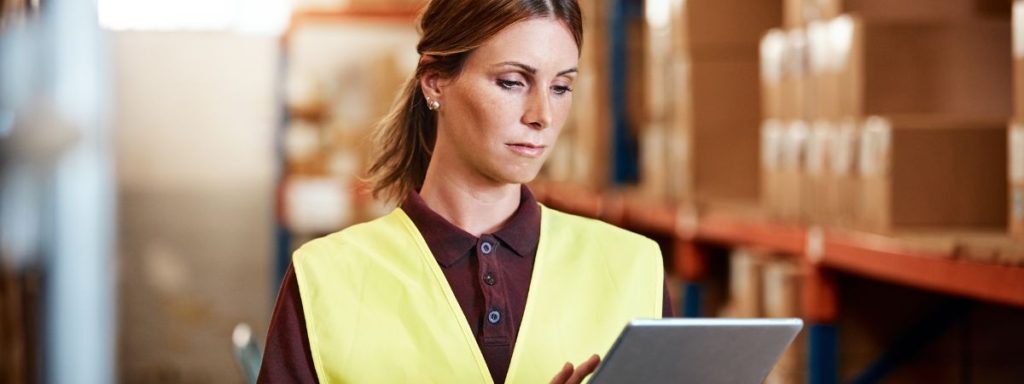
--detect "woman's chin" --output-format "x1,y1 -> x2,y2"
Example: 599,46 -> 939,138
488,166 -> 542,185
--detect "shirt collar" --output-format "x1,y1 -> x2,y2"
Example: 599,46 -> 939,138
400,185 -> 541,267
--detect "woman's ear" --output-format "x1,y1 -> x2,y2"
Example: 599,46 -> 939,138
420,72 -> 442,100
418,55 -> 444,100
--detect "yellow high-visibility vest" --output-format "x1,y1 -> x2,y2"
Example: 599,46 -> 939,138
293,204 -> 663,383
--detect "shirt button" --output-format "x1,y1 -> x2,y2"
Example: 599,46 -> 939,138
480,241 -> 493,255
487,310 -> 501,324
484,272 -> 496,286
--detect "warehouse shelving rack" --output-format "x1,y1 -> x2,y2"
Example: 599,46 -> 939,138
530,180 -> 1024,384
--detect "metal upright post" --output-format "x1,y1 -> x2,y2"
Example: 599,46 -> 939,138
674,239 -> 707,317
803,259 -> 839,384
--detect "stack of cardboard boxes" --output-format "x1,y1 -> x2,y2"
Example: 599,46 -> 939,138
641,0 -> 782,204
762,0 -> 1013,234
640,0 -> 690,200
541,0 -> 613,189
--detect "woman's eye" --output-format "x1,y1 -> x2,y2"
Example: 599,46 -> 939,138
497,79 -> 524,90
552,85 -> 573,95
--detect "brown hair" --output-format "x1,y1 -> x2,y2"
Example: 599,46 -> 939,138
366,0 -> 583,204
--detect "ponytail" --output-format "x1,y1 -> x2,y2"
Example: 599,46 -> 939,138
366,75 -> 436,204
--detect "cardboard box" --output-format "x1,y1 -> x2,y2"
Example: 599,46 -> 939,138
640,122 -> 669,199
641,0 -> 694,201
857,116 -> 1007,233
840,16 -> 1012,119
841,0 -> 1010,24
722,249 -> 765,318
564,0 -> 612,189
778,121 -> 809,222
762,120 -> 785,217
806,20 -> 843,122
778,0 -> 1012,27
824,119 -> 860,228
666,116 -> 694,201
760,29 -> 787,120
686,0 -> 783,51
802,121 -> 832,223
784,0 -> 842,28
780,29 -> 808,121
1010,122 -> 1024,237
690,58 -> 762,203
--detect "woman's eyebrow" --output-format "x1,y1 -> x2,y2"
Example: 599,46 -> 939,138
557,68 -> 578,77
496,61 -> 537,74
494,61 -> 578,77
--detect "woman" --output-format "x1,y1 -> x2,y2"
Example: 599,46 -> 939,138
259,0 -> 669,382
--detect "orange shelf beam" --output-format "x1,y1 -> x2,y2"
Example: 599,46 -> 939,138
696,212 -> 805,257
620,197 -> 678,237
533,181 -> 1024,309
821,232 -> 1024,308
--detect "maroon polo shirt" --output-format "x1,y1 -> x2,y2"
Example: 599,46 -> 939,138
257,186 -> 672,383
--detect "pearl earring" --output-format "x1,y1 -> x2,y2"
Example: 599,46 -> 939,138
427,98 -> 441,111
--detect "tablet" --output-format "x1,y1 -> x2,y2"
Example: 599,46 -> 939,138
589,318 -> 804,384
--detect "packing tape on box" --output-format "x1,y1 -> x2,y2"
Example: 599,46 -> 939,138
828,15 -> 856,72
1011,123 -> 1024,183
807,21 -> 831,74
830,119 -> 858,176
1015,1 -> 1024,58
806,121 -> 831,176
859,116 -> 891,177
1012,122 -> 1024,224
762,119 -> 784,171
783,120 -> 810,172
761,29 -> 787,85
785,29 -> 808,78
1014,187 -> 1024,224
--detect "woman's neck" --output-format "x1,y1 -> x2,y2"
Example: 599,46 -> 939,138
419,164 -> 521,237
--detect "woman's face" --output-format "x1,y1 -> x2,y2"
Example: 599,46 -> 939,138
426,17 -> 579,186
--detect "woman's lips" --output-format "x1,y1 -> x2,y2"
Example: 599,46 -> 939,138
506,143 -> 546,158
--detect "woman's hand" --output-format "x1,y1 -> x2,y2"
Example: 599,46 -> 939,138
549,354 -> 601,384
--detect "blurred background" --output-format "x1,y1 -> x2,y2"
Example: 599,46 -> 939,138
2,0 -> 1024,383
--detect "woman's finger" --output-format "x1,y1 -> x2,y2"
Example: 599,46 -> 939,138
549,362 -> 574,384
566,354 -> 601,384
